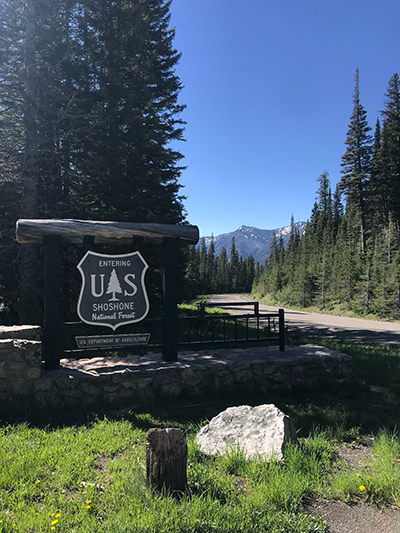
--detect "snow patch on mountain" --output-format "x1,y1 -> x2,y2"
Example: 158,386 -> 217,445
202,222 -> 306,263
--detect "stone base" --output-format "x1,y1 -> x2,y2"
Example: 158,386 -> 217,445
0,325 -> 352,414
38,344 -> 351,410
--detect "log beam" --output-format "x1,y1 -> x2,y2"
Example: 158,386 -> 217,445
16,219 -> 199,245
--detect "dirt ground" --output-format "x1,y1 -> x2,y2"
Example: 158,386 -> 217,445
305,499 -> 400,533
304,443 -> 400,532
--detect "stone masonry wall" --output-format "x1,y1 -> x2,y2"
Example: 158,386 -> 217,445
0,326 -> 42,401
0,326 -> 352,413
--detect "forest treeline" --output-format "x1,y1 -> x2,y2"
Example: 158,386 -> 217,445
255,70 -> 400,318
1,1 -> 399,324
184,236 -> 257,298
186,70 -> 400,320
0,0 -> 186,323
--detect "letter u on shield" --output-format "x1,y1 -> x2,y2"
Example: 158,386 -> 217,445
91,274 -> 105,297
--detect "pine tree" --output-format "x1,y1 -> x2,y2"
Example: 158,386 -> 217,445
229,237 -> 239,292
339,69 -> 372,254
184,245 -> 200,299
268,232 -> 283,296
20,0 -> 41,322
0,0 -> 25,322
332,184 -> 344,238
71,0 -> 186,224
215,247 -> 229,293
243,255 -> 255,293
294,228 -> 317,307
207,235 -> 216,293
369,118 -> 389,231
381,73 -> 400,228
106,269 -> 123,301
0,0 -> 187,322
284,215 -> 300,287
198,237 -> 208,294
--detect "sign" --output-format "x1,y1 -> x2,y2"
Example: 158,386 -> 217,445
77,251 -> 150,330
75,333 -> 151,349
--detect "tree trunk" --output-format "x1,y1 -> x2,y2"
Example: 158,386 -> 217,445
20,0 -> 40,323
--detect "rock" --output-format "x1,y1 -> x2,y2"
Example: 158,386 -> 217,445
196,404 -> 297,460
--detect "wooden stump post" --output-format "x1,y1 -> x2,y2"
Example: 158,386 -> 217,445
146,428 -> 187,492
43,235 -> 62,370
162,237 -> 179,362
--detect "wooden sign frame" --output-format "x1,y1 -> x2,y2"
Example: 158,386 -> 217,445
16,219 -> 199,370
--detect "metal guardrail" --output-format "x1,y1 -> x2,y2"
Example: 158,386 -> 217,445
59,302 -> 285,362
177,312 -> 285,351
191,301 -> 285,351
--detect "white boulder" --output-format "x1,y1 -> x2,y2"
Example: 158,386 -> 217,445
196,404 -> 297,461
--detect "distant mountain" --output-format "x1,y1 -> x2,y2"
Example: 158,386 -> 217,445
203,222 -> 306,263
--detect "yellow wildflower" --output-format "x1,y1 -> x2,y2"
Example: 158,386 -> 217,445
55,514 -> 61,518
52,519 -> 59,525
359,485 -> 366,491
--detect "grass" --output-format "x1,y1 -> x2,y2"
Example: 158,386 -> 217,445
330,432 -> 400,506
1,338 -> 400,532
252,292 -> 398,322
0,417 -> 328,532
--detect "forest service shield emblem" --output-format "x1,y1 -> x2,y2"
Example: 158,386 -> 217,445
77,251 -> 150,330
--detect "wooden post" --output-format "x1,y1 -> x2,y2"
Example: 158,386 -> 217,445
278,308 -> 285,352
43,235 -> 62,370
162,237 -> 179,362
132,236 -> 144,251
83,235 -> 95,252
146,428 -> 187,492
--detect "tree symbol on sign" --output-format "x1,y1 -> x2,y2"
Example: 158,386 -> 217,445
107,269 -> 122,301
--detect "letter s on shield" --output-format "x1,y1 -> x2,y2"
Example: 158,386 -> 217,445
77,250 -> 150,330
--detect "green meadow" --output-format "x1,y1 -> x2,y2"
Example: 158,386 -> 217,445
0,338 -> 400,532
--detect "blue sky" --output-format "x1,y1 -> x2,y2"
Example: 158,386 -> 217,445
169,0 -> 400,238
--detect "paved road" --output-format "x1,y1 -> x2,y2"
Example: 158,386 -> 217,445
206,294 -> 400,346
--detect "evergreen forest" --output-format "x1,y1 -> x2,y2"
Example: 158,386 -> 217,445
188,70 -> 400,321
0,0 -> 186,323
184,235 -> 257,299
1,0 -> 400,325
254,70 -> 400,319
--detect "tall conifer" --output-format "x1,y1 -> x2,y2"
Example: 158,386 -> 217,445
339,69 -> 372,254
0,0 -> 187,322
381,74 -> 400,228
